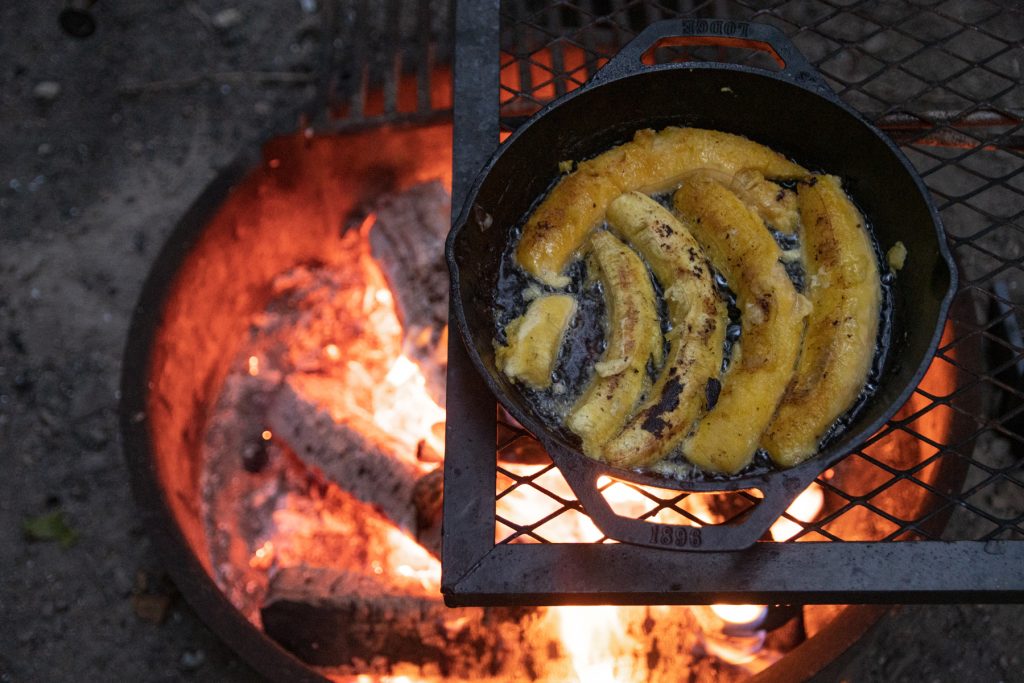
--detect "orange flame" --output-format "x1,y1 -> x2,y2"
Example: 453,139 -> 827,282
769,483 -> 825,541
555,606 -> 634,683
372,354 -> 446,457
711,604 -> 768,627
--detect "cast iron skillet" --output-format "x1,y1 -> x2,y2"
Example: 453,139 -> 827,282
446,20 -> 957,551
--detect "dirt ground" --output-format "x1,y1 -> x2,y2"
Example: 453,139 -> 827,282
0,2 -> 1021,682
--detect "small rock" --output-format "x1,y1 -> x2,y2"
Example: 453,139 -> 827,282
211,8 -> 242,30
132,592 -> 171,624
37,143 -> 53,156
179,649 -> 205,671
33,81 -> 61,102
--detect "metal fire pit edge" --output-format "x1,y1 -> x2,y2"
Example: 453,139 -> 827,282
119,106 -> 337,683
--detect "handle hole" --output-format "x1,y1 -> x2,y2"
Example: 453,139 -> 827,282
641,36 -> 785,72
597,474 -> 765,527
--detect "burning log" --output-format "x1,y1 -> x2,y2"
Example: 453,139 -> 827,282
412,468 -> 444,557
261,566 -> 558,677
369,180 -> 450,403
369,180 -> 450,336
262,567 -> 479,667
267,373 -> 423,532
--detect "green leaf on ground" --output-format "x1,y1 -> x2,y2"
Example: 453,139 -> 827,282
22,510 -> 77,548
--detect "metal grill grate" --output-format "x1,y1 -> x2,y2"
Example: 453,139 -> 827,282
316,0 -> 454,130
443,0 -> 1024,604
491,0 -> 1024,547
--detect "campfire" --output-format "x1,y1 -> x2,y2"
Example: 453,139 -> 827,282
188,133 -> 901,681
130,120 -> 961,682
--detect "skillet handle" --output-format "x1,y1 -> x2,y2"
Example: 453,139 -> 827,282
589,19 -> 832,94
547,440 -> 819,551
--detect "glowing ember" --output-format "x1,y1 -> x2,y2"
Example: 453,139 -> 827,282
324,343 -> 341,361
261,429 -> 272,441
249,541 -> 275,570
385,527 -> 442,591
372,354 -> 447,455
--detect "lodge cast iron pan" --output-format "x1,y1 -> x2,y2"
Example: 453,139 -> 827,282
446,20 -> 957,551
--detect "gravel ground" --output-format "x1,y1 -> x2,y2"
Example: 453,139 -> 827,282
0,2 -> 1021,682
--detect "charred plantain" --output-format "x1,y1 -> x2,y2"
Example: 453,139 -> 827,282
685,168 -> 801,233
517,126 -> 809,286
673,178 -> 810,474
599,191 -> 727,468
566,230 -> 663,456
761,175 -> 881,467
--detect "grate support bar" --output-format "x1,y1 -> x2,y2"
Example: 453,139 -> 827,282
443,0 -> 501,589
445,541 -> 1024,607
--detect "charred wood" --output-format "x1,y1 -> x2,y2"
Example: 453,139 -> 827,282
412,468 -> 444,557
369,180 -> 450,403
262,566 -> 554,678
267,373 -> 421,532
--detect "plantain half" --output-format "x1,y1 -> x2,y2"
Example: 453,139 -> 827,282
761,175 -> 881,467
566,230 -> 663,457
673,178 -> 810,474
495,293 -> 577,390
517,126 -> 810,286
600,191 -> 727,468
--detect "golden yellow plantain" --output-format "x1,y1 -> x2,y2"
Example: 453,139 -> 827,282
565,230 -> 663,456
688,168 -> 801,233
673,178 -> 810,474
599,191 -> 726,468
495,293 -> 577,389
517,126 -> 810,286
761,175 -> 881,467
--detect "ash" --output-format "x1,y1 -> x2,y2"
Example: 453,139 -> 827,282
201,184 -> 449,623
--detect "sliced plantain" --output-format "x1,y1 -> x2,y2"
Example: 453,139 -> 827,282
566,230 -> 663,457
495,293 -> 577,390
673,178 -> 810,474
761,175 -> 881,467
599,191 -> 726,468
517,126 -> 810,286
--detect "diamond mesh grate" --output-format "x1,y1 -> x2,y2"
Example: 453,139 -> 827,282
493,0 -> 1024,547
